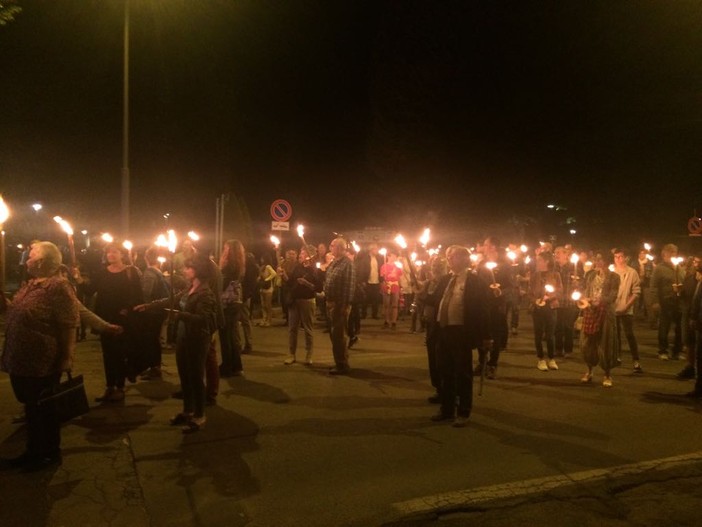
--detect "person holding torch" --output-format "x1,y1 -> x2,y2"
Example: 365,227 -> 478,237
528,251 -> 563,372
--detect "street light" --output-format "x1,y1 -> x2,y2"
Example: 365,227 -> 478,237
121,0 -> 131,237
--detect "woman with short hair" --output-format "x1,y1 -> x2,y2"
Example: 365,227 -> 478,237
1,241 -> 79,471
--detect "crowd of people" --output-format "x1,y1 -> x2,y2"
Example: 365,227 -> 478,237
1,234 -> 701,470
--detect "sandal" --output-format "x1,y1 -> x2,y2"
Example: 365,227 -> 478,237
169,413 -> 191,426
182,416 -> 206,434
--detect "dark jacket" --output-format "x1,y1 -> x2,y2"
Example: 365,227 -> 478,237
436,270 -> 492,348
149,284 -> 217,339
356,252 -> 384,284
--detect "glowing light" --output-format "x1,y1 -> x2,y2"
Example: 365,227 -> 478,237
122,240 -> 133,251
187,231 -> 200,242
419,228 -> 430,246
101,233 -> 114,243
315,262 -> 321,269
507,251 -> 517,261
270,235 -> 281,248
155,234 -> 168,247
428,248 -> 438,257
525,256 -> 532,264
470,254 -> 479,263
608,264 -> 615,272
571,291 -> 582,301
544,284 -> 555,294
394,234 -> 407,249
379,248 -> 387,256
671,257 -> 684,266
16,244 -> 23,249
167,229 -> 177,253
395,261 -> 403,269
351,240 -> 360,253
569,229 -> 577,235
646,254 -> 654,261
53,216 -> 74,236
296,224 -> 305,238
31,203 -> 42,212
485,261 -> 497,271
0,196 -> 10,224
410,252 -> 417,262
547,204 -> 555,209
644,243 -> 652,251
157,256 -> 167,264
520,244 -> 528,253
80,230 -> 88,235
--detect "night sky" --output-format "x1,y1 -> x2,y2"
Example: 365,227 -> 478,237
1,1 -> 701,249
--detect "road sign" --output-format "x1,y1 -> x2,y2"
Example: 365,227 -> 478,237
272,221 -> 290,231
270,199 -> 293,222
688,217 -> 702,235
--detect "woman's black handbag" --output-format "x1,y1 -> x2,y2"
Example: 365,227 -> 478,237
37,372 -> 90,423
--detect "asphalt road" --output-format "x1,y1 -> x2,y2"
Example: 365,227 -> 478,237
1,310 -> 701,527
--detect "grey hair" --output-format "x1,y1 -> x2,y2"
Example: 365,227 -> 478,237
34,241 -> 63,273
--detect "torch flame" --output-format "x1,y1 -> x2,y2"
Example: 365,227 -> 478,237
520,244 -> 528,253
122,240 -> 133,251
101,233 -> 114,243
167,229 -> 177,253
53,216 -> 74,236
379,248 -> 387,256
544,284 -> 555,294
0,195 -> 10,224
507,250 -> 517,261
570,253 -> 579,265
644,243 -> 652,251
155,234 -> 168,248
270,235 -> 280,248
351,240 -> 361,253
419,228 -> 430,246
187,231 -> 200,241
571,291 -> 582,301
485,261 -> 497,271
394,234 -> 407,249
296,224 -> 304,238
395,261 -> 403,269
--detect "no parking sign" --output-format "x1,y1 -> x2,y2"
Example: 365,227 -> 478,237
270,199 -> 292,222
688,216 -> 702,236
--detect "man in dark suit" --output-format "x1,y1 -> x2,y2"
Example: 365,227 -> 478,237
432,245 -> 492,428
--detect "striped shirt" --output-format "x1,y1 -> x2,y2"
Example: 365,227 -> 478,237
324,255 -> 356,305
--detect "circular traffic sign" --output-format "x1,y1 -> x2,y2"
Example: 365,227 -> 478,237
270,199 -> 292,222
688,216 -> 702,235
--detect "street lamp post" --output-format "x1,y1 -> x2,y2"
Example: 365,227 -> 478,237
121,0 -> 131,237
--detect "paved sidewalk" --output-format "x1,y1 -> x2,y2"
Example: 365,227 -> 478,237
1,313 -> 701,526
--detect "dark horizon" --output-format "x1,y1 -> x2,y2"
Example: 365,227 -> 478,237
1,1 -> 701,248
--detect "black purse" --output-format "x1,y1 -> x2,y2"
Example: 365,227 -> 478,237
37,372 -> 90,423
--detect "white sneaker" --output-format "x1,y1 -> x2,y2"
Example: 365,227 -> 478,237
537,360 -> 548,371
284,356 -> 296,365
547,359 -> 559,370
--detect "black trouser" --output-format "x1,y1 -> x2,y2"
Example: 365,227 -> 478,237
658,301 -> 682,355
11,373 -> 62,457
532,307 -> 556,359
426,320 -> 441,392
176,334 -> 210,418
100,333 -> 127,388
478,306 -> 507,367
437,326 -> 473,418
362,283 -> 381,318
695,329 -> 702,394
220,304 -> 244,375
616,314 -> 640,361
347,301 -> 361,339
555,306 -> 579,355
